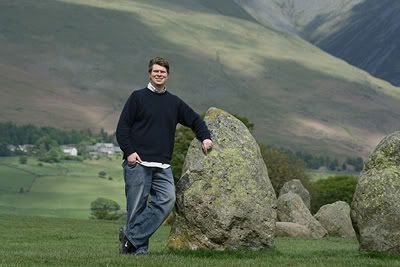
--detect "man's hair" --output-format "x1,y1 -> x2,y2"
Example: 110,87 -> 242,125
148,57 -> 170,74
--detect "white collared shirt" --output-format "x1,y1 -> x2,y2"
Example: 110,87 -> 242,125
147,82 -> 166,94
139,161 -> 170,169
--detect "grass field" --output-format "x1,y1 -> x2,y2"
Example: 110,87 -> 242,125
0,156 -> 360,219
308,169 -> 360,181
0,157 -> 125,219
1,214 -> 399,266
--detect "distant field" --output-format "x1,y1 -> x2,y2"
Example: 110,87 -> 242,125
308,169 -> 360,181
1,214 -> 399,266
0,157 -> 125,219
0,156 -> 361,219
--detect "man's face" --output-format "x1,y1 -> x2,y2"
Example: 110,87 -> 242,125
149,64 -> 169,88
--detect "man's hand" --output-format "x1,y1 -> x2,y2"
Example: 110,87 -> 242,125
127,152 -> 142,164
202,139 -> 213,155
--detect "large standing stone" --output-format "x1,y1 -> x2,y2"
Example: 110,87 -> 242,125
279,179 -> 311,210
278,192 -> 327,238
351,132 -> 400,253
314,201 -> 355,238
168,108 -> 277,250
275,222 -> 312,238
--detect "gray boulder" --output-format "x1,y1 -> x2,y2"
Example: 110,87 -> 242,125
314,201 -> 355,238
351,131 -> 400,253
168,107 -> 277,250
279,179 -> 310,210
275,222 -> 312,238
278,192 -> 327,238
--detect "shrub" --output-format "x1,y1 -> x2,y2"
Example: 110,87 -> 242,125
310,175 -> 358,214
98,171 -> 107,178
19,156 -> 28,164
259,144 -> 310,195
90,197 -> 122,220
38,147 -> 62,163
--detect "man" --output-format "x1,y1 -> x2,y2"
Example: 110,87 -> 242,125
116,57 -> 213,254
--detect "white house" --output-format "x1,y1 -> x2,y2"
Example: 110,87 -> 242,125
61,145 -> 78,156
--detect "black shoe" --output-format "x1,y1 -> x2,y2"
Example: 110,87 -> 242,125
119,228 -> 136,254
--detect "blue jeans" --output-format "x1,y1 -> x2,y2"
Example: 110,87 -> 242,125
122,162 -> 175,253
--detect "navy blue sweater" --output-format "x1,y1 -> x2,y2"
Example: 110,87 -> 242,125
116,88 -> 211,164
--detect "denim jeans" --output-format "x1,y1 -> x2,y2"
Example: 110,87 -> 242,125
122,162 -> 175,253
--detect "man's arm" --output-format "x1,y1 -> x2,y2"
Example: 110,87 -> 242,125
178,100 -> 213,154
116,93 -> 137,159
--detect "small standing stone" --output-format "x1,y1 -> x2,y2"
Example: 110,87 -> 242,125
275,222 -> 312,238
278,192 -> 327,238
279,179 -> 310,210
314,201 -> 355,238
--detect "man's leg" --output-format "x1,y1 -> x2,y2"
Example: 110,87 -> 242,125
128,167 -> 176,253
122,163 -> 152,253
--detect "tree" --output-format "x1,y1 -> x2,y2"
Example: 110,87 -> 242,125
34,136 -> 58,154
77,141 -> 90,159
353,157 -> 364,172
329,159 -> 339,171
233,114 -> 254,132
310,175 -> 358,213
341,162 -> 347,171
259,144 -> 310,194
39,146 -> 62,163
90,197 -> 122,220
171,126 -> 195,180
0,143 -> 12,156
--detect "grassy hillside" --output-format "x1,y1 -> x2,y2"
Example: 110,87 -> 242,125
316,0 -> 400,86
1,0 -> 400,157
234,0 -> 362,36
236,0 -> 400,86
0,157 -> 125,219
2,214 -> 400,266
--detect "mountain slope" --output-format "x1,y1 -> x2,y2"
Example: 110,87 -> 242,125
233,0 -> 362,36
315,0 -> 400,86
235,0 -> 400,86
1,0 -> 400,157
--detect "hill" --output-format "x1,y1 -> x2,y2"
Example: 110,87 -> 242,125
1,0 -> 400,157
235,0 -> 400,86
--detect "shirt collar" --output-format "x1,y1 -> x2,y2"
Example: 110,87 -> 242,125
147,82 -> 166,94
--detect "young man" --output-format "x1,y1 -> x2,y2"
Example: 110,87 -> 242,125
116,57 -> 212,254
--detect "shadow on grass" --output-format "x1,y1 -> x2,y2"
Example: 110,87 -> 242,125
150,247 -> 282,259
359,251 -> 400,260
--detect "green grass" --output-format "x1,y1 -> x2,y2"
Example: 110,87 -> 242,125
1,214 -> 399,266
0,157 -> 125,219
308,169 -> 360,181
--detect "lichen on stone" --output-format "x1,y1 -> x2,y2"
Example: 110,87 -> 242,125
168,107 -> 277,250
351,131 -> 400,253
